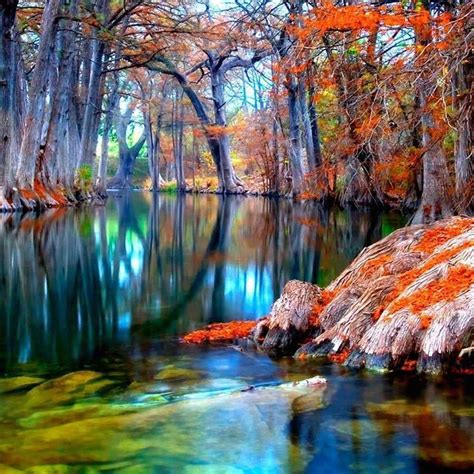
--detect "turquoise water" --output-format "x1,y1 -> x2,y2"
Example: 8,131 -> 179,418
0,193 -> 472,473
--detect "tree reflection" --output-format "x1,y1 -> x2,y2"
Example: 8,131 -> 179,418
0,194 -> 405,374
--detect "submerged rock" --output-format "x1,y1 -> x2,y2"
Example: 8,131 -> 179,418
24,466 -> 71,474
0,375 -> 326,471
23,371 -> 118,409
154,367 -> 204,382
0,376 -> 45,394
368,398 -> 474,470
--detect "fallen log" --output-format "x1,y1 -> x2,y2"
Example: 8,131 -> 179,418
183,216 -> 474,374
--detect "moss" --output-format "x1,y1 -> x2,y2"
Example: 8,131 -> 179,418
154,367 -> 204,382
0,376 -> 45,394
23,371 -> 118,409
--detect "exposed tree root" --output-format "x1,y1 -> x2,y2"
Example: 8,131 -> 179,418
183,217 -> 474,375
0,186 -> 107,213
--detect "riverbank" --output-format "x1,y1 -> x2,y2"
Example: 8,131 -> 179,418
0,186 -> 107,213
151,179 -> 411,210
184,216 -> 474,374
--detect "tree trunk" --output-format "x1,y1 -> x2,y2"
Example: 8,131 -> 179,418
107,109 -> 146,189
172,90 -> 186,191
78,0 -> 108,170
78,39 -> 106,169
412,4 -> 454,224
298,77 -> 316,171
454,26 -> 473,212
42,0 -> 78,194
0,0 -> 18,209
97,73 -> 119,193
209,65 -> 245,193
15,0 -> 62,190
286,74 -> 305,196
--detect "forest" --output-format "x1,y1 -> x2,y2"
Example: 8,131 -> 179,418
0,0 -> 472,223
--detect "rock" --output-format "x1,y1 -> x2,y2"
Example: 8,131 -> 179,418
18,402 -> 139,429
154,367 -> 203,382
25,466 -> 71,474
0,465 -> 23,473
0,376 -> 45,394
23,371 -> 118,409
0,376 -> 325,471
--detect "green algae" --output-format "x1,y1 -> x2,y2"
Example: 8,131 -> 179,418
154,366 -> 204,381
0,376 -> 45,394
0,371 -> 323,472
23,371 -> 119,409
24,466 -> 71,474
0,465 -> 23,473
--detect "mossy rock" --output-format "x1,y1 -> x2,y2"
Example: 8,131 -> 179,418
0,464 -> 24,473
0,376 -> 45,394
25,465 -> 71,474
154,367 -> 203,382
366,399 -> 433,418
18,402 -> 139,429
23,371 -> 118,409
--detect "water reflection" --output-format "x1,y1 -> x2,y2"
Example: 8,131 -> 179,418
0,195 -> 472,473
0,193 -> 405,374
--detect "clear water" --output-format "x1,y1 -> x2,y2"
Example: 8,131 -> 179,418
0,193 -> 472,473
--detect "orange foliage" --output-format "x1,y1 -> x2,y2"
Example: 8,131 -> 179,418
388,264 -> 474,320
413,219 -> 473,253
364,220 -> 474,329
182,321 -> 256,344
359,254 -> 393,278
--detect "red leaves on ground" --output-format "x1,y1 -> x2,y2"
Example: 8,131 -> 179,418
182,321 -> 257,344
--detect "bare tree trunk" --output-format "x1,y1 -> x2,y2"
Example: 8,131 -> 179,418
97,73 -> 119,192
287,74 -> 305,196
454,27 -> 473,212
308,80 -> 323,168
412,88 -> 454,223
412,3 -> 454,224
78,0 -> 108,169
145,106 -> 165,191
107,109 -> 145,189
209,64 -> 245,193
15,0 -> 62,190
42,0 -> 78,196
175,92 -> 186,191
0,0 -> 18,209
298,77 -> 316,171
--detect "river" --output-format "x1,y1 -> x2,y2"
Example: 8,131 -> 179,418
0,193 -> 472,473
